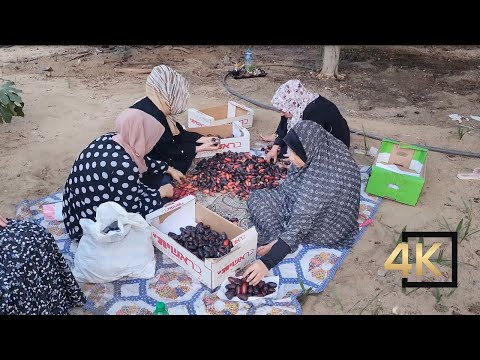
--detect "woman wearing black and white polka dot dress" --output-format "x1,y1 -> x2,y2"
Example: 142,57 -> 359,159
62,108 -> 183,241
1,215 -> 86,315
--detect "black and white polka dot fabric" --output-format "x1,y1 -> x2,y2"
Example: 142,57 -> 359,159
0,220 -> 86,315
62,133 -> 168,240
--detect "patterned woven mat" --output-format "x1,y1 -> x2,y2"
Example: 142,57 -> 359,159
15,166 -> 381,315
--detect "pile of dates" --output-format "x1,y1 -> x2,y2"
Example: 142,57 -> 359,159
205,134 -> 222,146
173,151 -> 287,200
222,216 -> 239,226
224,276 -> 277,301
168,222 -> 232,261
260,145 -> 291,165
260,144 -> 274,153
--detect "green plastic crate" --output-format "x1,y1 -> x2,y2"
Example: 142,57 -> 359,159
366,139 -> 428,206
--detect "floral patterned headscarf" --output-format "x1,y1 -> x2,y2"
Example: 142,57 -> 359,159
271,80 -> 319,131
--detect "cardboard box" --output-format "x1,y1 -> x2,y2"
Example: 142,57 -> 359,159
146,195 -> 258,290
187,121 -> 250,158
188,101 -> 254,128
365,139 -> 428,206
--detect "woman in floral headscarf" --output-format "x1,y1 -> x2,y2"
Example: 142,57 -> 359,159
130,65 -> 219,189
264,80 -> 351,163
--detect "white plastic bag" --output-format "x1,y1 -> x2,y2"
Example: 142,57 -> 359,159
72,202 -> 156,283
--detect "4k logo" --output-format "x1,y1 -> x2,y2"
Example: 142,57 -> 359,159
384,232 -> 457,288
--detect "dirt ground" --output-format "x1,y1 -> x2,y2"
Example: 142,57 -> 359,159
1,45 -> 479,315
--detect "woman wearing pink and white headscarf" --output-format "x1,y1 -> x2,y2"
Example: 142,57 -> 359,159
265,80 -> 351,163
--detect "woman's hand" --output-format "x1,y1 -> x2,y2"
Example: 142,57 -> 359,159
159,184 -> 174,198
243,260 -> 269,286
256,240 -> 277,256
0,215 -> 9,228
167,167 -> 185,183
196,141 -> 220,153
197,136 -> 219,144
265,145 -> 280,164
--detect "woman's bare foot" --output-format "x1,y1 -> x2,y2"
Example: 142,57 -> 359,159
257,240 -> 278,256
0,215 -> 8,228
260,133 -> 277,142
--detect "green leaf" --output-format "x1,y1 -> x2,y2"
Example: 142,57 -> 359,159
0,80 -> 24,123
0,80 -> 14,87
6,91 -> 22,103
442,217 -> 451,231
455,218 -> 464,234
6,87 -> 22,94
396,226 -> 407,245
464,216 -> 472,237
437,248 -> 444,264
447,288 -> 457,297
297,276 -> 306,292
0,105 -> 13,123
406,287 -> 420,296
0,92 -> 10,105
468,229 -> 480,236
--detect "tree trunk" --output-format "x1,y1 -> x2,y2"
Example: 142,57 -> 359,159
315,46 -> 324,71
318,46 -> 345,80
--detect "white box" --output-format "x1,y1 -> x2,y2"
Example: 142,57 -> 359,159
188,121 -> 250,159
188,101 -> 254,129
146,195 -> 258,290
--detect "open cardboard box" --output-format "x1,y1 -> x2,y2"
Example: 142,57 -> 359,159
188,101 -> 254,129
366,139 -> 428,206
146,195 -> 258,290
187,121 -> 250,158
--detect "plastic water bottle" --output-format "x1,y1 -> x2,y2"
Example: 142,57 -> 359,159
153,301 -> 169,315
245,48 -> 253,70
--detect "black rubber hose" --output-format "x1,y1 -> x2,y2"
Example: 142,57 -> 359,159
222,71 -> 480,159
222,71 -> 278,111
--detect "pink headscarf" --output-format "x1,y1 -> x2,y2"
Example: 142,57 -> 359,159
271,80 -> 319,131
112,109 -> 165,174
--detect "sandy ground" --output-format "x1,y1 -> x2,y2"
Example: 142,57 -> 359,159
1,45 -> 479,315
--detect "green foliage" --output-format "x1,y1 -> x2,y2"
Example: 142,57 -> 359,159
0,79 -> 25,123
